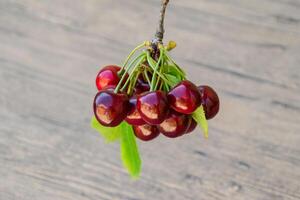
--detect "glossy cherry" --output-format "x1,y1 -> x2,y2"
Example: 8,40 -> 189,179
133,124 -> 160,141
137,91 -> 169,124
125,97 -> 146,125
198,85 -> 219,120
185,117 -> 197,134
95,65 -> 121,91
167,80 -> 201,114
93,90 -> 129,127
158,110 -> 189,138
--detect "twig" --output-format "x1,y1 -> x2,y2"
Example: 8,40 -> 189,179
153,0 -> 170,44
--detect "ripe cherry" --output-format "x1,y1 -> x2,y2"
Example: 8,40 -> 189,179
137,91 -> 169,125
93,90 -> 129,127
133,124 -> 160,141
158,110 -> 189,138
198,85 -> 219,120
95,65 -> 120,91
96,65 -> 129,91
185,117 -> 197,134
125,97 -> 146,125
134,76 -> 150,94
167,80 -> 201,114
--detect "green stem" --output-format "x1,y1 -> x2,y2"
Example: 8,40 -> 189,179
164,51 -> 186,78
154,54 -> 164,90
119,42 -> 146,74
115,53 -> 145,93
159,80 -> 163,90
150,48 -> 163,91
120,55 -> 146,92
146,52 -> 173,86
126,71 -> 140,95
146,51 -> 156,72
163,82 -> 170,91
143,70 -> 151,85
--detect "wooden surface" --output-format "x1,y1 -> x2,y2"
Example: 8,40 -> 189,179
1,0 -> 300,199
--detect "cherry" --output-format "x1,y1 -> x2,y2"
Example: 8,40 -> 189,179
158,110 -> 189,138
133,124 -> 160,141
137,91 -> 169,124
93,90 -> 129,127
185,117 -> 197,134
167,80 -> 201,114
125,97 -> 146,125
95,65 -> 129,91
95,65 -> 120,91
198,85 -> 219,120
134,76 -> 150,94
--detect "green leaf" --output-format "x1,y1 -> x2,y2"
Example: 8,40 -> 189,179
120,122 -> 141,178
192,106 -> 209,138
163,52 -> 186,76
164,73 -> 181,87
91,116 -> 121,143
165,64 -> 184,79
91,119 -> 141,178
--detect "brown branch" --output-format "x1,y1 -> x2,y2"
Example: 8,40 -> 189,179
153,0 -> 170,44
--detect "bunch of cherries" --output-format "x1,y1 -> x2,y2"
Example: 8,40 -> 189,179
93,42 -> 219,141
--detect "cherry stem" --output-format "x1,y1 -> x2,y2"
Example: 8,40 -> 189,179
164,51 -> 186,79
154,56 -> 164,90
120,55 -> 146,92
114,53 -> 145,93
146,51 -> 173,86
150,47 -> 163,91
119,42 -> 146,76
153,0 -> 170,45
126,70 -> 140,95
143,70 -> 151,85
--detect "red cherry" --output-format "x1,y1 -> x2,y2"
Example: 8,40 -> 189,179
95,65 -> 121,91
137,91 -> 169,125
198,85 -> 219,120
158,110 -> 189,138
167,80 -> 201,114
93,90 -> 129,127
125,97 -> 146,125
134,76 -> 150,94
185,117 -> 197,134
133,124 -> 160,141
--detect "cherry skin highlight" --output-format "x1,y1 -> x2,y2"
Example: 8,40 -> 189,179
198,85 -> 219,120
125,97 -> 146,126
133,124 -> 160,141
137,91 -> 169,125
158,110 -> 189,138
167,80 -> 201,114
93,90 -> 129,127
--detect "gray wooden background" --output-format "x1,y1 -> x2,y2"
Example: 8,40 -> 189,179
1,0 -> 300,199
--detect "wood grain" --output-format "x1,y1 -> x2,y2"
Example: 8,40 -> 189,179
0,0 -> 299,199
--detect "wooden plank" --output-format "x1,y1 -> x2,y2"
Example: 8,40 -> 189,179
0,0 -> 299,199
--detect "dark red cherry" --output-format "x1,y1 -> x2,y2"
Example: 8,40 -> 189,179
134,77 -> 150,94
93,90 -> 129,127
158,110 -> 189,138
185,117 -> 197,134
167,80 -> 201,114
125,97 -> 146,125
137,91 -> 169,125
198,85 -> 219,120
95,65 -> 121,91
133,124 -> 160,141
